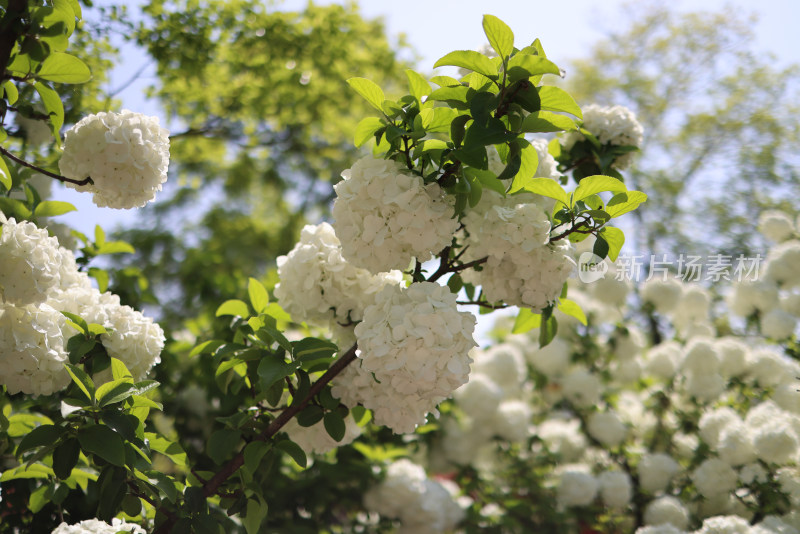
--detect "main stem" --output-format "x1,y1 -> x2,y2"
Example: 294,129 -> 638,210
153,344 -> 359,534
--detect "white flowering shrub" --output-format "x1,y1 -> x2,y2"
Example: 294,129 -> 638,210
51,518 -> 146,534
59,110 -> 170,209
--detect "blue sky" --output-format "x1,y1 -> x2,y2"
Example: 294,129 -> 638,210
53,0 -> 800,234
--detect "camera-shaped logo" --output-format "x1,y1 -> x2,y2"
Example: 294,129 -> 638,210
578,252 -> 608,283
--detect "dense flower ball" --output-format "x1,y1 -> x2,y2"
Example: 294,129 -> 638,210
59,110 -> 170,209
283,414 -> 362,455
274,222 -> 402,326
333,157 -> 458,273
557,465 -> 598,507
758,210 -> 795,242
99,302 -> 165,381
346,282 -> 476,433
561,104 -> 644,168
51,518 -> 145,534
364,459 -> 465,534
0,302 -> 69,395
0,218 -> 67,305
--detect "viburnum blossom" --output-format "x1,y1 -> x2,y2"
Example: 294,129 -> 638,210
364,459 -> 466,534
340,282 -> 475,433
283,414 -> 362,455
332,157 -> 458,273
0,302 -> 70,396
0,217 -> 67,305
274,222 -> 402,326
59,110 -> 170,209
557,465 -> 598,507
51,518 -> 145,534
561,104 -> 644,168
758,210 -> 795,242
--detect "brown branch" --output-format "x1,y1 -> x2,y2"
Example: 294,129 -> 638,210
152,344 -> 359,534
0,146 -> 93,186
456,300 -> 508,310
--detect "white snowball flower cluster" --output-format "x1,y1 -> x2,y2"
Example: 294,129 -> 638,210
274,222 -> 402,326
333,157 -> 458,273
764,240 -> 800,288
557,464 -> 598,507
51,518 -> 145,534
0,218 -> 68,305
15,114 -> 52,146
460,189 -> 574,311
59,110 -> 170,209
587,410 -> 628,447
598,470 -> 633,508
645,496 -> 690,530
561,104 -> 644,168
334,282 -> 476,434
364,459 -> 465,534
758,211 -> 795,242
0,302 -> 70,395
283,414 -> 362,455
0,219 -> 164,395
638,453 -> 680,493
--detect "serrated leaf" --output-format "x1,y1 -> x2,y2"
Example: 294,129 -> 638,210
433,50 -> 498,78
16,424 -> 64,457
247,277 -> 269,313
483,15 -> 514,60
36,52 -> 91,83
521,111 -> 577,133
275,439 -> 306,468
511,177 -> 569,207
573,175 -> 627,203
354,116 -> 383,147
537,86 -> 582,119
65,363 -> 95,402
323,412 -> 346,442
34,200 -> 76,217
215,299 -> 250,318
346,77 -> 385,111
78,425 -> 125,466
0,156 -> 11,191
405,69 -> 431,101
602,227 -> 625,262
558,299 -> 587,325
512,308 -> 541,334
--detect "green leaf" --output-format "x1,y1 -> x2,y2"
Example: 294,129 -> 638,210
521,111 -> 577,133
2,80 -> 18,105
573,175 -> 627,203
323,412 -> 346,442
95,241 -> 135,255
215,299 -> 250,318
96,380 -> 136,407
537,86 -> 582,119
419,107 -> 459,133
37,52 -> 91,83
428,85 -> 470,104
464,117 -> 513,147
145,433 -> 186,467
296,405 -> 324,427
558,299 -> 587,326
110,357 -> 133,382
293,337 -> 338,362
16,424 -> 64,457
346,77 -> 385,112
433,50 -> 498,78
147,471 -> 179,504
539,314 -> 558,347
0,197 -> 33,219
405,69 -> 431,101
34,77 -> 64,141
0,156 -> 11,191
29,484 -> 52,513
506,54 -> 561,81
88,267 -> 109,292
602,227 -> 625,262
34,200 -> 76,217
511,177 -> 569,207
275,439 -> 306,468
0,464 -> 54,481
430,75 -> 461,87
243,441 -> 271,474
354,116 -> 384,147
243,498 -> 268,534
61,311 -> 88,333
65,363 -> 95,402
482,15 -> 514,60
257,356 -> 300,390
593,235 -> 610,260
512,308 -> 541,334
606,190 -> 648,218
247,277 -> 269,313
189,339 -> 225,358
207,429 -> 241,464
53,438 -> 80,479
78,425 -> 125,466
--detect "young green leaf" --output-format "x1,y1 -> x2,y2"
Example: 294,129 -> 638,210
537,86 -> 582,119
215,299 -> 250,318
521,111 -> 577,133
0,155 -> 12,191
243,498 -> 269,534
573,175 -> 627,203
33,80 -> 64,140
33,200 -> 76,217
433,50 -> 498,79
346,77 -> 386,112
65,363 -> 95,402
512,308 -> 541,334
606,190 -> 648,218
354,116 -> 384,147
405,69 -> 431,101
510,177 -> 570,208
247,277 -> 269,313
602,227 -> 625,261
482,15 -> 514,60
37,52 -> 92,84
557,299 -> 588,325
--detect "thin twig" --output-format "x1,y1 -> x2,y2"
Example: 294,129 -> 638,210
0,146 -> 93,186
456,300 -> 509,310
